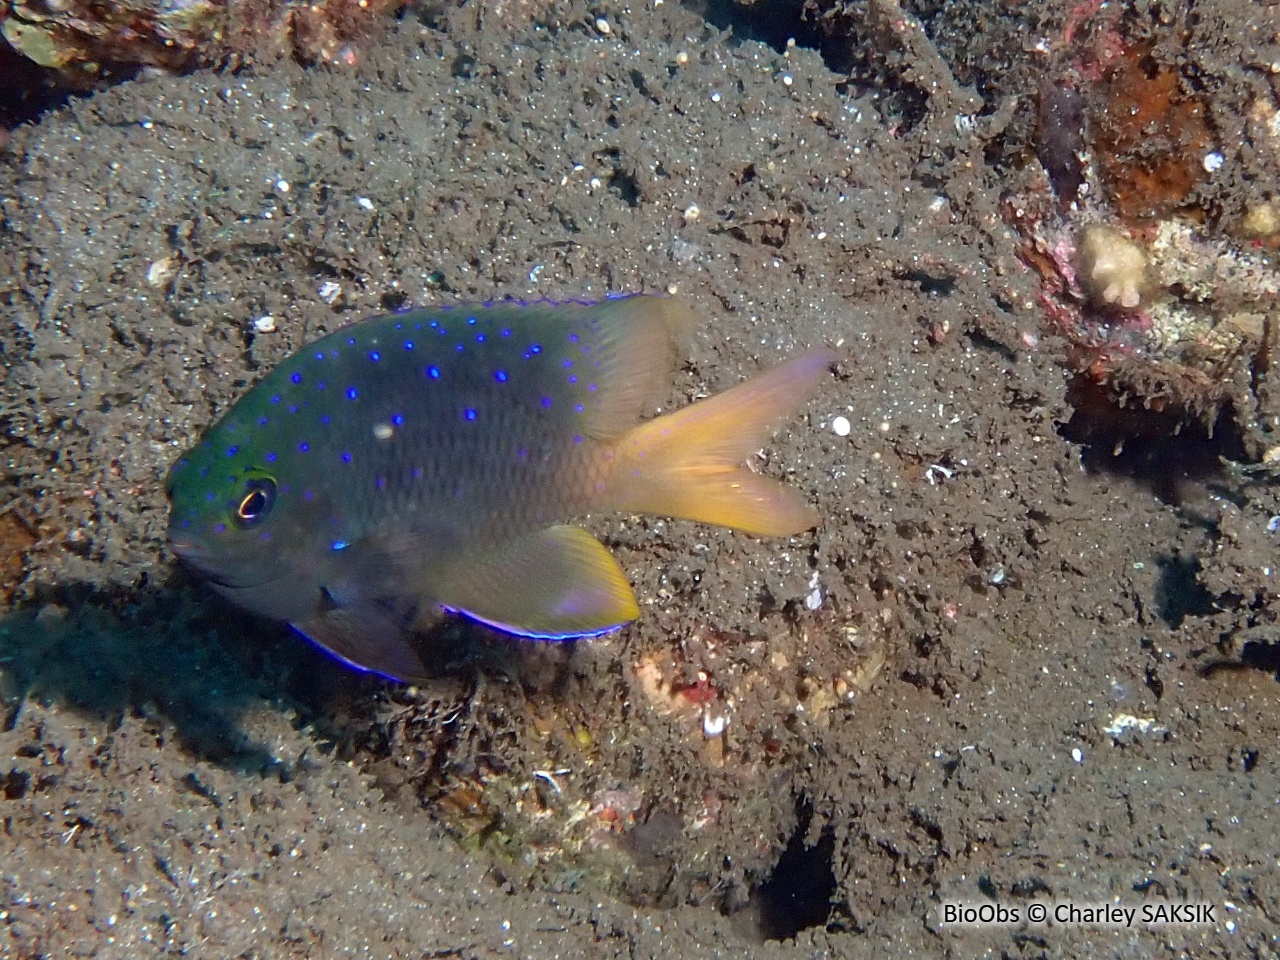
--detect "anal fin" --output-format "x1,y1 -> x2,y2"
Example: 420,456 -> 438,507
437,525 -> 640,640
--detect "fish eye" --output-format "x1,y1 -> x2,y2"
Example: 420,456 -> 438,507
234,477 -> 277,528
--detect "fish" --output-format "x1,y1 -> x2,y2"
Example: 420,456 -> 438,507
166,295 -> 832,682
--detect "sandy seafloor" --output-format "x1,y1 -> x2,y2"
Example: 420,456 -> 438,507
4,0 -> 1280,956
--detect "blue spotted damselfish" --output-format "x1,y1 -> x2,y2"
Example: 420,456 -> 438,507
166,295 -> 832,682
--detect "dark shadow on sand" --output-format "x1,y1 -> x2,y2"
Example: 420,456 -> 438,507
0,572 -> 573,775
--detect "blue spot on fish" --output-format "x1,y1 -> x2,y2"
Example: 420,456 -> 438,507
568,332 -> 580,343
427,366 -> 440,379
214,522 -> 226,533
467,316 -> 477,325
530,344 -> 542,354
331,540 -> 349,551
463,408 -> 478,421
299,441 -> 310,453
265,452 -> 278,463
495,370 -> 508,382
392,414 -> 404,425
541,396 -> 553,409
226,446 -> 239,457
476,333 -> 486,343
501,328 -> 512,337
291,372 -> 302,384
257,416 -> 269,426
375,475 -> 386,490
574,404 -> 584,413
347,387 -> 359,400
321,415 -> 332,426
563,359 -> 573,369
259,531 -> 272,542
341,452 -> 353,463
270,395 -> 282,404
370,351 -> 381,362
404,341 -> 414,350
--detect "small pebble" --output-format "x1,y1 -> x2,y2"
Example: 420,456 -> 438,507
831,415 -> 851,437
253,315 -> 277,333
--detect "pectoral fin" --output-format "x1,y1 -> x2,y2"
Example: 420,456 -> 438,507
292,595 -> 428,683
437,525 -> 640,640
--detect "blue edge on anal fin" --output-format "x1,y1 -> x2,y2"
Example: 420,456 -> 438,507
443,606 -> 629,643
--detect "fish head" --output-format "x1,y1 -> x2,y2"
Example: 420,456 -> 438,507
165,438 -> 336,624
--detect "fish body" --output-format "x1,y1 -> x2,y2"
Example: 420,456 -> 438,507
166,295 -> 830,681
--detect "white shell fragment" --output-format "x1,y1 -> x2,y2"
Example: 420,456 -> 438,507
702,709 -> 729,738
804,570 -> 823,611
1102,714 -> 1165,739
831,415 -> 851,437
146,256 -> 177,288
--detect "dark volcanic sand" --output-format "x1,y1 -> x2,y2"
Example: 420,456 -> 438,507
4,0 -> 1280,956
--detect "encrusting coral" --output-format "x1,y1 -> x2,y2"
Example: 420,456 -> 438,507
1075,223 -> 1151,310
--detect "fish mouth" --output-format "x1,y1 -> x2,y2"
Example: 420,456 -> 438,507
168,535 -> 265,591
167,535 -> 205,565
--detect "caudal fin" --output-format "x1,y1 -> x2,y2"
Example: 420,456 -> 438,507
607,350 -> 834,537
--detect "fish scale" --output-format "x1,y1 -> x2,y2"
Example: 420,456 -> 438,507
167,295 -> 832,682
191,306 -> 612,539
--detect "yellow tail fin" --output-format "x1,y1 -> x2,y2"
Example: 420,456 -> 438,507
607,350 -> 834,537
